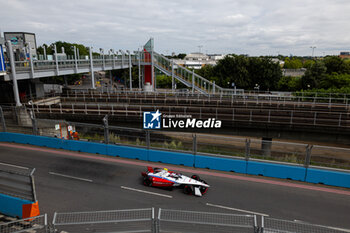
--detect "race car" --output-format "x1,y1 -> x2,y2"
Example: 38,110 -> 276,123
141,167 -> 209,196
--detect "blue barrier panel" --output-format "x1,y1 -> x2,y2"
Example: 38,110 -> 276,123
0,132 -> 7,141
106,144 -> 148,160
0,193 -> 32,218
26,135 -> 63,149
247,160 -> 306,181
195,155 -> 247,173
66,140 -> 107,154
3,132 -> 350,189
148,149 -> 195,166
0,132 -> 32,144
0,132 -> 65,149
305,167 -> 350,188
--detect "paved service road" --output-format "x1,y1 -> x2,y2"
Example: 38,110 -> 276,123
0,142 -> 350,229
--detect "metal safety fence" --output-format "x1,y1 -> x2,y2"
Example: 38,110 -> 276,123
52,208 -> 154,233
157,209 -> 258,233
262,217 -> 348,233
2,209 -> 349,233
0,163 -> 37,202
62,89 -> 350,107
0,214 -> 47,233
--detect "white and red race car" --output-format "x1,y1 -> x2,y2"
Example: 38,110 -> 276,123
141,167 -> 209,196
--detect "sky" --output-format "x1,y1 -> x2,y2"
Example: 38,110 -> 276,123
0,0 -> 349,56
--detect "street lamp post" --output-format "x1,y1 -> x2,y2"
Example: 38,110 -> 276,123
89,47 -> 95,89
43,45 -> 47,60
7,41 -> 21,106
119,50 -> 124,69
110,49 -> 115,69
126,50 -> 132,91
73,46 -> 78,72
100,48 -> 105,70
310,46 -> 316,58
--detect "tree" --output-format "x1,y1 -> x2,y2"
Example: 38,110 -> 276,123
284,57 -> 303,69
156,75 -> 172,88
324,56 -> 350,74
176,53 -> 187,59
303,59 -> 315,69
195,55 -> 282,90
37,41 -> 89,56
247,57 -> 282,90
195,65 -> 218,84
214,55 -> 250,88
319,73 -> 350,89
301,61 -> 327,89
277,76 -> 302,91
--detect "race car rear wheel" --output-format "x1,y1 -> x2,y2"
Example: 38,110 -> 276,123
199,180 -> 208,195
191,175 -> 200,181
183,185 -> 192,195
143,177 -> 152,186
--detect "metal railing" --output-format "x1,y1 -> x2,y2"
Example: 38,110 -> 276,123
0,214 -> 47,233
12,58 -> 127,73
62,89 -> 350,109
31,102 -> 350,130
158,209 -> 258,233
262,216 -> 348,233
1,210 -> 349,233
153,52 -> 225,95
0,163 -> 37,202
52,208 -> 154,233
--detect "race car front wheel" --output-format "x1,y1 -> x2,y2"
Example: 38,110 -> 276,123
183,185 -> 192,195
199,180 -> 208,195
143,177 -> 152,186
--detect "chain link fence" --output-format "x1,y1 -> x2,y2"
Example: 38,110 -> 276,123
2,210 -> 350,233
0,214 -> 47,233
262,217 -> 348,233
310,145 -> 350,170
157,209 -> 258,233
52,208 -> 154,233
0,163 -> 37,204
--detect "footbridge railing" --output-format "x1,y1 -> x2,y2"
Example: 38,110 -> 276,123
153,51 -> 226,95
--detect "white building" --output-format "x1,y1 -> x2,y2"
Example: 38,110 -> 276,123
173,53 -> 224,69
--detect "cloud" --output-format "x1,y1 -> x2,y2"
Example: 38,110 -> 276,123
0,0 -> 349,56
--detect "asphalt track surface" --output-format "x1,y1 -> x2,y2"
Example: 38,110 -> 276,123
0,142 -> 350,229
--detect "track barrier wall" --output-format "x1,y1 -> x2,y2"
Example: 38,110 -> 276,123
0,132 -> 350,189
246,160 -> 306,181
0,193 -> 33,218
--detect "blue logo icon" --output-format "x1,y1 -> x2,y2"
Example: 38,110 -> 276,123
11,37 -> 18,45
143,110 -> 162,129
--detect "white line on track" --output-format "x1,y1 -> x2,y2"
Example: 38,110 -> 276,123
49,172 -> 93,182
294,220 -> 350,232
206,203 -> 269,217
0,162 -> 29,170
121,186 -> 173,198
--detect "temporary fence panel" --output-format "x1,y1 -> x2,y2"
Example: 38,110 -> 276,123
158,209 -> 257,233
310,145 -> 350,170
52,208 -> 154,233
0,214 -> 47,233
262,217 -> 348,233
197,134 -> 247,158
149,130 -> 193,152
250,139 -> 308,165
0,163 -> 39,219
